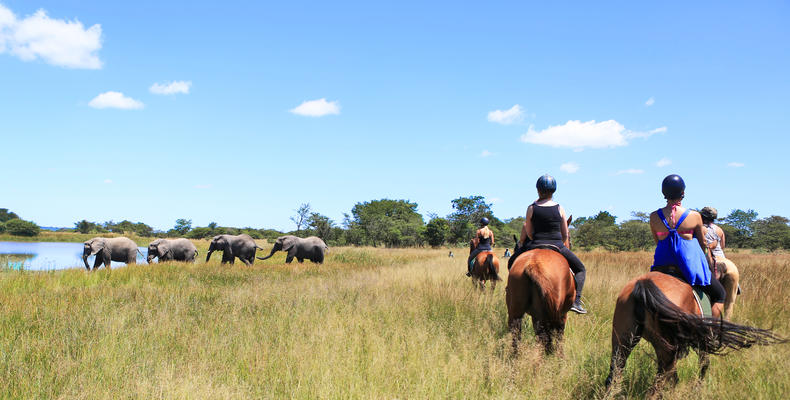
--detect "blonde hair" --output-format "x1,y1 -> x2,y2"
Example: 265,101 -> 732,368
479,226 -> 491,239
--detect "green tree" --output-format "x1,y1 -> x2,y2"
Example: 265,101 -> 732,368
0,221 -> 5,233
0,208 -> 20,223
751,216 -> 790,251
614,219 -> 654,251
348,199 -> 424,247
186,227 -> 213,239
424,217 -> 449,247
721,209 -> 758,248
5,219 -> 40,237
571,211 -> 618,249
173,219 -> 192,236
447,196 -> 497,244
307,212 -> 334,241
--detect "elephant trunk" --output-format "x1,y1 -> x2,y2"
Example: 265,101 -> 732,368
147,253 -> 155,264
82,247 -> 91,270
257,247 -> 278,261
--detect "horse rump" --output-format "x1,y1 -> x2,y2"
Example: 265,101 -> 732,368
631,279 -> 786,355
485,254 -> 501,281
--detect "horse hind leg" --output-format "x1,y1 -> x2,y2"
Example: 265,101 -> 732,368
606,299 -> 643,388
698,351 -> 710,380
649,347 -> 680,397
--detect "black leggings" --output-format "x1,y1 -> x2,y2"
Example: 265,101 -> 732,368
695,275 -> 726,305
508,242 -> 586,302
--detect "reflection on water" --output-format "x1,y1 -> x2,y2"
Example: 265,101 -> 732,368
0,241 -> 147,271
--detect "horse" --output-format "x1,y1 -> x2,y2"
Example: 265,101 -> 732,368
468,238 -> 500,290
605,271 -> 786,396
472,251 -> 500,290
506,249 -> 575,354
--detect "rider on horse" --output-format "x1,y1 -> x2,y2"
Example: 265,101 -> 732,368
508,174 -> 588,314
650,174 -> 726,318
466,217 -> 494,276
700,206 -> 740,319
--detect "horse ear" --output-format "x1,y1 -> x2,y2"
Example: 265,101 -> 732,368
567,215 -> 573,226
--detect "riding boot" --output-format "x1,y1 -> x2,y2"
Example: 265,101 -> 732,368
570,298 -> 587,314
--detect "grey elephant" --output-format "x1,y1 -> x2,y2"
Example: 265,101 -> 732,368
82,237 -> 142,271
147,238 -> 198,263
257,235 -> 328,264
205,234 -> 265,266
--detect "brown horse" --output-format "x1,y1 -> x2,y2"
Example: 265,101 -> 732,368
605,271 -> 786,395
471,251 -> 500,290
506,249 -> 575,354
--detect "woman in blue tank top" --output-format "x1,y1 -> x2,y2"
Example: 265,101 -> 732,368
650,174 -> 725,317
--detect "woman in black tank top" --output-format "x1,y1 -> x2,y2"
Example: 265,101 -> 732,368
508,174 -> 589,314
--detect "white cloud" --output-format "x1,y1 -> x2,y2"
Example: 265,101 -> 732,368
88,91 -> 144,110
150,80 -> 192,95
656,158 -> 672,167
289,98 -> 340,117
560,162 -> 579,173
103,179 -> 112,184
645,97 -> 655,107
520,120 -> 666,149
616,169 -> 644,175
480,150 -> 492,157
487,104 -> 524,125
727,162 -> 745,168
0,4 -> 102,69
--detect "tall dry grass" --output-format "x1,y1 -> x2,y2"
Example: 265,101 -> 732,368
0,247 -> 787,399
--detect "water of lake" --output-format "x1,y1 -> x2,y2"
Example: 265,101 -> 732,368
0,241 -> 147,271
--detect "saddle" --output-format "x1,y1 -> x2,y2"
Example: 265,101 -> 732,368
524,243 -> 563,254
651,265 -> 712,317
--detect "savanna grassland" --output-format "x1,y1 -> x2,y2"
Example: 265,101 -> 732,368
1,244 -> 788,399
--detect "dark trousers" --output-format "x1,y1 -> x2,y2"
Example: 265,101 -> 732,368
695,275 -> 726,305
508,241 -> 586,302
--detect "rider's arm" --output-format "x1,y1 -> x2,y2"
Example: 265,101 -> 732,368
696,214 -> 714,268
649,212 -> 661,244
717,226 -> 726,249
559,205 -> 570,248
520,206 -> 534,245
490,229 -> 495,246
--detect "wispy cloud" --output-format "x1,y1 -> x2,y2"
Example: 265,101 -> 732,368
290,98 -> 340,117
480,150 -> 492,157
560,162 -> 579,173
656,158 -> 672,167
616,169 -> 644,175
487,104 -> 524,125
645,97 -> 655,107
520,120 -> 666,149
88,91 -> 144,110
103,179 -> 112,184
727,162 -> 745,168
0,4 -> 102,69
150,80 -> 192,95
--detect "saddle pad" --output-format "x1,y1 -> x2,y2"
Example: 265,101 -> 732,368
525,244 -> 562,254
692,287 -> 712,317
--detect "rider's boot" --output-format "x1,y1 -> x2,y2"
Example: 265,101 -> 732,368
570,298 -> 587,314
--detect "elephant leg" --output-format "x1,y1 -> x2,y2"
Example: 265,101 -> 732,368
92,254 -> 103,271
285,255 -> 294,264
297,257 -> 304,263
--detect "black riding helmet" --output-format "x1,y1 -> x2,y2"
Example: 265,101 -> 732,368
536,174 -> 557,193
480,217 -> 490,226
661,174 -> 685,200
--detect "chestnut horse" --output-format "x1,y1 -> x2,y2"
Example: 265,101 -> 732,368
506,249 -> 575,354
605,272 -> 786,395
468,239 -> 501,290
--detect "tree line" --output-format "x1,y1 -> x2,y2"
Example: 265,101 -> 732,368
3,201 -> 790,251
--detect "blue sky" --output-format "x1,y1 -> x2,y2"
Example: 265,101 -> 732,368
1,1 -> 788,231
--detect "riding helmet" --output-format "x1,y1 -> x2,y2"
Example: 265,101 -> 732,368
700,206 -> 718,221
480,217 -> 490,226
661,174 -> 685,199
536,174 -> 557,193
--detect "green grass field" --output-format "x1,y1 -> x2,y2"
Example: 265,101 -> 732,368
1,245 -> 788,399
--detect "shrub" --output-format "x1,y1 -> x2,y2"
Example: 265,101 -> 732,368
5,219 -> 40,236
0,221 -> 5,233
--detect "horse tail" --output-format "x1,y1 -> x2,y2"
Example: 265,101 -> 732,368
631,279 -> 787,355
485,254 -> 500,281
525,264 -> 562,322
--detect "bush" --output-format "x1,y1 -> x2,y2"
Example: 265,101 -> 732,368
0,221 -> 5,233
5,219 -> 40,237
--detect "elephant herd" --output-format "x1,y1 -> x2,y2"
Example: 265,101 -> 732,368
81,234 -> 329,271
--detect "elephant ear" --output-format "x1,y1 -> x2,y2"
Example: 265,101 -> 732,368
158,242 -> 171,258
90,239 -> 105,256
281,236 -> 296,252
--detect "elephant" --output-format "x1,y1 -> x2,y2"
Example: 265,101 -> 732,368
257,235 -> 328,264
147,238 -> 198,263
205,234 -> 265,266
82,237 -> 142,271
